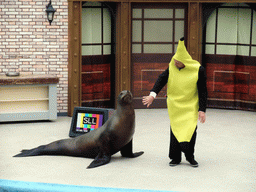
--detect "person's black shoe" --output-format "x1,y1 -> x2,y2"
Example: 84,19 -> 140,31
169,160 -> 180,166
187,159 -> 198,167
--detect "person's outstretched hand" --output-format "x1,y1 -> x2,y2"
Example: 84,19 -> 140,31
142,96 -> 154,108
198,111 -> 206,123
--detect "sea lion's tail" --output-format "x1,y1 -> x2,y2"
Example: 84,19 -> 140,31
13,146 -> 45,157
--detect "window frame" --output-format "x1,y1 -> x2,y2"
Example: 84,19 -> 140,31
205,3 -> 256,57
131,3 -> 187,55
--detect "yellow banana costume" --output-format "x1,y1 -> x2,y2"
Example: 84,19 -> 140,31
167,39 -> 201,143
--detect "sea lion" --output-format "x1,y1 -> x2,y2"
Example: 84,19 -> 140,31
14,90 -> 144,168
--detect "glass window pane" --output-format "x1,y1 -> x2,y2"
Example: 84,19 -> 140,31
103,8 -> 111,44
175,9 -> 184,18
206,10 -> 216,43
133,9 -> 142,18
217,45 -> 237,55
144,21 -> 173,42
222,3 -> 237,7
82,8 -> 102,44
237,8 -> 251,44
82,46 -> 101,56
144,9 -> 173,18
132,44 -> 141,53
251,47 -> 256,57
175,21 -> 184,42
222,3 -> 249,7
237,45 -> 249,56
83,2 -> 101,6
103,45 -> 111,55
174,44 -> 178,53
132,21 -> 142,42
251,10 -> 256,44
205,44 -> 215,54
144,44 -> 172,53
217,8 -> 238,44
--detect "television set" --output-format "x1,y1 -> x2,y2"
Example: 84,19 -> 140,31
69,107 -> 114,137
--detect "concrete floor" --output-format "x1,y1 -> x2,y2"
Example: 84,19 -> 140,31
0,108 -> 255,192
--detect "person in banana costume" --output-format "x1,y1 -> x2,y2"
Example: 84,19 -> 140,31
142,37 -> 207,167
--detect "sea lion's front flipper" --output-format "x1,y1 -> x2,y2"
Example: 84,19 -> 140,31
120,140 -> 144,158
87,152 -> 111,169
87,133 -> 112,169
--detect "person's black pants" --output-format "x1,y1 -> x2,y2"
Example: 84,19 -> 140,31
169,127 -> 197,162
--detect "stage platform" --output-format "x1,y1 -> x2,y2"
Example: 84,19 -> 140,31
1,109 -> 255,192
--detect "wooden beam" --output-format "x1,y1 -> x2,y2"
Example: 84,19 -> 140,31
68,1 -> 81,116
187,2 -> 202,63
67,0 -> 73,116
67,0 -> 256,3
115,2 -> 131,102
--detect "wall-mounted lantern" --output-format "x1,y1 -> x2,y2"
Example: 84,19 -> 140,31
45,0 -> 56,25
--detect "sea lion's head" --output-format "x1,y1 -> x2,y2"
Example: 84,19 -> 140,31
118,90 -> 133,106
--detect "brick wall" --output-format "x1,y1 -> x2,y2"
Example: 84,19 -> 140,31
0,0 -> 68,113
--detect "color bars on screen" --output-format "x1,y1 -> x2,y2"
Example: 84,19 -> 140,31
76,113 -> 103,133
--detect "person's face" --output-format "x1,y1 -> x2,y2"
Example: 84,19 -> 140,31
174,59 -> 185,69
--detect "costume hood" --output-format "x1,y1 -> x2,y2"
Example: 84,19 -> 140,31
172,37 -> 200,66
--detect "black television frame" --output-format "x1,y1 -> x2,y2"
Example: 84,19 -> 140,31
69,107 -> 114,137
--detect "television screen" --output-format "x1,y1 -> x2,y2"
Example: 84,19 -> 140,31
75,112 -> 104,133
69,107 -> 114,137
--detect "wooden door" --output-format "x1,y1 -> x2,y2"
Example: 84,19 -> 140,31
203,3 -> 256,111
81,2 -> 115,108
131,3 -> 188,108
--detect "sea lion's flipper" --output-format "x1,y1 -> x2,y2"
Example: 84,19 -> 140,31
87,153 -> 111,169
87,133 -> 112,169
120,140 -> 144,158
13,146 -> 45,157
